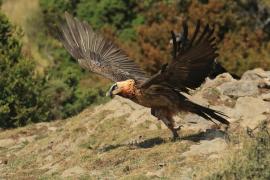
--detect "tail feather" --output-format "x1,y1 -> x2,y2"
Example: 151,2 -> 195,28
185,100 -> 230,125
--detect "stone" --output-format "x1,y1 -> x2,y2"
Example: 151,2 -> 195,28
146,169 -> 165,178
203,73 -> 235,89
0,139 -> 15,148
232,97 -> 269,119
241,68 -> 269,81
61,166 -> 86,177
182,114 -> 213,131
261,93 -> 270,101
182,138 -> 227,157
218,80 -> 259,97
241,114 -> 267,129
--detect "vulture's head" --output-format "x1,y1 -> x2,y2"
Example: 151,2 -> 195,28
106,79 -> 136,98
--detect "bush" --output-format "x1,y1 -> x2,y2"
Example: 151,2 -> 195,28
76,0 -> 144,41
0,12 -> 49,128
38,0 -> 270,76
0,10 -> 108,127
120,0 -> 270,76
42,61 -> 109,120
39,0 -> 79,32
207,122 -> 270,179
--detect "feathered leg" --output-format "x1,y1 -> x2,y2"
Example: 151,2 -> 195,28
151,108 -> 180,139
163,116 -> 179,140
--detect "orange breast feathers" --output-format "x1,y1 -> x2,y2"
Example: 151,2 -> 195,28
116,79 -> 138,97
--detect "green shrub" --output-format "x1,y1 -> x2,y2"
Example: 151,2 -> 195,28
76,0 -> 145,41
39,0 -> 79,32
42,61 -> 109,120
0,12 -> 49,128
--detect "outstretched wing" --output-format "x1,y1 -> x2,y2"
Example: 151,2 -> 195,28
57,12 -> 147,83
140,20 -> 218,92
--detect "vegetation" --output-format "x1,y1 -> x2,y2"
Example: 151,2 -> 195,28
39,0 -> 270,75
0,7 -> 108,128
0,97 -> 269,179
2,0 -> 270,127
0,12 -> 49,127
206,122 -> 270,179
1,1 -> 270,178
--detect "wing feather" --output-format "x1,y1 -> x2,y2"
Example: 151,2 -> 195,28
168,22 -> 218,89
57,12 -> 147,83
140,21 -> 218,91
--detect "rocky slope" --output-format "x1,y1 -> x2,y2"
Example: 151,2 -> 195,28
0,69 -> 270,179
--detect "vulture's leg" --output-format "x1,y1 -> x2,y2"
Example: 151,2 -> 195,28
151,108 -> 180,139
162,116 -> 179,140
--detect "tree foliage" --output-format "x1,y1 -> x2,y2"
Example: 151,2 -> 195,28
117,0 -> 270,76
76,0 -> 145,41
0,12 -> 49,128
39,0 -> 79,31
39,0 -> 270,76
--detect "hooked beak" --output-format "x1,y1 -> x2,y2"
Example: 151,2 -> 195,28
106,83 -> 121,98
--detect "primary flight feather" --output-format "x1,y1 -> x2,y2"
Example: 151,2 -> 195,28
57,12 -> 229,139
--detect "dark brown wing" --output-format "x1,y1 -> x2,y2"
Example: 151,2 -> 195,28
140,21 -> 218,91
57,12 -> 147,83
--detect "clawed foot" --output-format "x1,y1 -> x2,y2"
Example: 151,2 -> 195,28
174,124 -> 183,131
170,125 -> 183,141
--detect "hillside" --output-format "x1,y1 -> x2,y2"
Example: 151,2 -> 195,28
1,0 -> 49,73
0,69 -> 270,179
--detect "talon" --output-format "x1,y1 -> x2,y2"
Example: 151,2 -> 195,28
174,125 -> 183,131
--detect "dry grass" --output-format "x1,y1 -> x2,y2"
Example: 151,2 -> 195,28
1,0 -> 37,28
198,126 -> 270,180
0,100 -> 213,179
0,95 -> 269,179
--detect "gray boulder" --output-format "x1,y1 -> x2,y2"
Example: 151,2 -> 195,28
217,80 -> 259,98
